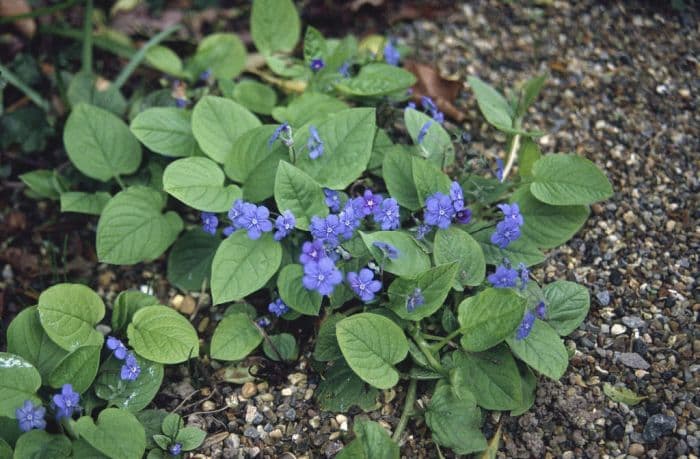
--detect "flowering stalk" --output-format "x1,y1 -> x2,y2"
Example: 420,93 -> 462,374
500,118 -> 522,180
392,377 -> 417,442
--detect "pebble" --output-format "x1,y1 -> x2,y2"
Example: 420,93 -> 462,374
615,352 -> 651,370
245,405 -> 259,424
244,426 -> 260,439
241,382 -> 257,399
642,414 -> 677,442
611,324 -> 627,335
596,290 -> 611,306
281,387 -> 294,397
201,400 -> 216,411
285,408 -> 297,421
224,434 -> 240,449
628,443 -> 645,457
622,316 -> 646,329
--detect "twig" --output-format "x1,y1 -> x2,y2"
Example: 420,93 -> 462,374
171,389 -> 201,413
501,133 -> 521,181
186,405 -> 231,418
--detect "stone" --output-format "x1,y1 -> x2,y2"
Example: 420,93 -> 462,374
224,434 -> 240,449
244,426 -> 260,439
201,400 -> 216,411
285,408 -> 297,421
607,423 -> 625,441
611,324 -> 627,335
245,405 -> 259,424
615,352 -> 650,370
622,316 -> 646,329
628,443 -> 645,457
642,414 -> 677,442
596,290 -> 611,306
241,382 -> 257,399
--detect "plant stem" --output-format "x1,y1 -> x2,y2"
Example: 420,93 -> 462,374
501,118 -> 523,180
391,378 -> 417,442
411,329 -> 444,374
0,64 -> 50,111
428,329 -> 462,353
81,0 -> 94,74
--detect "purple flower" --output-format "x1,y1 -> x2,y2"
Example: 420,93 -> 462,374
338,61 -> 351,77
307,125 -> 324,159
300,239 -> 326,265
424,192 -> 455,229
256,317 -> 271,327
421,96 -> 438,113
535,301 -> 547,319
487,265 -> 518,288
454,208 -> 472,225
228,199 -> 246,228
498,203 -> 524,226
449,181 -> 465,211
358,190 -> 383,217
406,101 -> 416,111
274,210 -> 296,241
169,442 -> 182,456
516,310 -> 536,340
106,336 -> 128,360
490,219 -> 521,248
53,384 -> 80,419
174,98 -> 187,108
338,206 -> 361,240
199,69 -> 212,81
238,203 -> 273,240
302,257 -> 343,296
347,269 -> 382,302
223,226 -> 235,237
383,39 -> 400,66
268,122 -> 290,148
310,58 -> 325,72
120,353 -> 141,381
16,400 -> 46,432
373,198 -> 400,230
518,263 -> 529,290
406,288 -> 425,312
415,224 -> 431,240
417,121 -> 432,144
372,241 -> 399,259
496,158 -> 504,182
323,188 -> 341,212
310,214 -> 341,247
432,111 -> 445,124
201,212 -> 218,235
268,298 -> 289,317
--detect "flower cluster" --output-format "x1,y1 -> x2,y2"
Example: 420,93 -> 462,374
268,298 -> 289,317
424,181 -> 472,229
15,383 -> 82,432
490,203 -> 523,249
421,96 -> 444,124
487,260 -> 529,290
310,58 -> 325,72
107,336 -> 141,381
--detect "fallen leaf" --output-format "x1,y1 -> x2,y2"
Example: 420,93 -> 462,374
404,60 -> 465,122
603,382 -> 647,406
0,0 -> 36,38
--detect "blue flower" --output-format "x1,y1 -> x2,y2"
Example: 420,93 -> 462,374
222,226 -> 235,237
347,269 -> 382,302
518,263 -> 529,290
299,239 -> 326,265
310,214 -> 341,247
268,122 -> 291,148
199,69 -> 212,81
168,442 -> 183,456
490,219 -> 521,248
310,58 -> 325,72
415,224 -> 431,240
535,301 -> 547,319
498,203 -> 524,226
424,192 -> 455,229
268,298 -> 289,317
120,353 -> 141,381
487,265 -> 518,288
274,210 -> 296,241
302,257 -> 343,296
406,288 -> 425,312
338,205 -> 361,240
383,39 -> 400,66
417,121 -> 432,144
228,199 -> 246,229
455,208 -> 472,225
372,241 -> 399,259
358,189 -> 383,217
238,203 -> 273,240
449,181 -> 465,211
373,198 -> 400,230
516,310 -> 536,340
16,400 -> 46,432
174,98 -> 187,108
323,188 -> 341,212
256,317 -> 271,328
106,336 -> 128,360
338,61 -> 351,78
53,384 -> 80,419
406,101 -> 416,111
307,125 -> 324,159
201,212 -> 218,235
496,158 -> 504,182
420,96 -> 444,123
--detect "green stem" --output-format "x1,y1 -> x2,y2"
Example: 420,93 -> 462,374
501,118 -> 522,180
0,0 -> 79,23
391,377 -> 417,442
112,24 -> 181,90
0,64 -> 50,111
114,174 -> 126,190
429,328 -> 461,353
81,0 -> 94,74
411,329 -> 444,374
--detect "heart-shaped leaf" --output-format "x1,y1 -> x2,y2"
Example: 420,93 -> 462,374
163,157 -> 241,212
0,353 -> 41,418
210,313 -> 262,361
75,408 -> 146,459
128,306 -> 199,364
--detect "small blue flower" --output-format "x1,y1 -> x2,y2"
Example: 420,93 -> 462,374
15,400 -> 46,432
238,203 -> 273,240
516,310 -> 536,340
174,98 -> 187,108
347,269 -> 382,302
359,189 -> 383,217
299,239 -> 326,265
420,96 -> 444,124
338,205 -> 361,240
454,208 -> 472,225
490,219 -> 521,249
535,301 -> 547,319
417,121 -> 432,144
53,384 -> 80,419
338,61 -> 351,78
268,298 -> 289,317
406,288 -> 425,312
498,203 -> 524,226
406,102 -> 416,111
274,210 -> 296,241
120,353 -> 141,381
307,125 -> 324,159
518,263 -> 529,290
199,69 -> 212,81
268,122 -> 290,148
415,224 -> 431,240
373,198 -> 400,230
223,226 -> 235,237
496,158 -> 504,182
310,214 -> 341,247
302,257 -> 343,296
256,317 -> 271,327
323,188 -> 341,212
168,442 -> 183,456
228,199 -> 246,229
487,265 -> 518,288
373,241 -> 399,259
383,39 -> 400,66
424,192 -> 455,229
449,181 -> 465,211
310,58 -> 325,72
201,212 -> 218,235
106,336 -> 128,360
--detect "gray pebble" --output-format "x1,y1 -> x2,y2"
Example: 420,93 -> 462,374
224,434 -> 240,449
615,352 -> 651,370
251,413 -> 264,425
622,316 -> 646,329
596,290 -> 611,306
285,408 -> 297,421
244,426 -> 260,439
642,414 -> 677,442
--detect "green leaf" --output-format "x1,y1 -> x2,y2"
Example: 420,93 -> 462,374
63,103 -> 142,182
48,345 -> 101,393
161,412 -> 184,438
191,96 -> 261,163
60,192 -> 111,215
263,333 -> 299,362
336,313 -> 408,389
530,154 -> 613,205
96,186 -> 183,265
75,408 -> 146,459
136,409 -> 168,450
145,45 -> 184,77
19,170 -> 62,200
293,108 -> 376,189
210,313 -> 262,361
0,417 -> 22,447
433,227 -> 486,288
128,305 -> 199,364
518,137 -> 541,178
274,161 -> 328,230
175,427 -> 206,451
506,319 -> 568,380
411,156 -> 451,206
0,106 -> 52,153
271,92 -> 348,127
167,229 -> 219,292
71,438 -> 110,458
313,314 -> 344,362
603,383 -> 647,406
425,385 -> 487,455
336,419 -> 399,459
542,280 -> 590,336
512,186 -> 589,249
404,108 -> 455,167
189,33 -> 246,79
471,228 -> 545,267
0,438 -> 11,459
316,359 -> 379,412
388,263 -> 459,321
367,128 -> 392,172
152,434 -> 172,450
335,63 -> 416,97
210,231 -> 282,305
467,76 -> 519,134
37,283 -> 105,352
510,363 -> 537,416
232,80 -> 277,115
163,157 -> 241,212
382,148 -> 421,210
7,307 -> 66,380
13,431 -> 71,459
516,74 -> 547,119
450,347 -> 522,411
458,288 -> 526,352
111,291 -> 159,333
130,107 -> 197,157
94,355 -> 163,412
360,231 -> 431,278
0,353 -> 41,418
277,264 -> 323,316
251,0 -> 300,55
67,72 -> 127,116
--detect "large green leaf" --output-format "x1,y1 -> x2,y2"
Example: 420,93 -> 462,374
191,96 -> 261,163
510,363 -> 537,416
251,0 -> 300,55
189,33 -> 246,79
210,313 -> 262,361
167,229 -> 220,292
37,283 -> 105,352
277,264 -> 323,316
293,108 -> 376,189
130,107 -> 198,157
75,409 -> 146,459
360,231 -> 430,278
530,154 -> 613,205
506,319 -> 568,380
518,136 -> 542,178
94,354 -> 163,412
316,359 -> 379,412
63,103 -> 141,182
274,161 -> 328,230
96,186 -> 183,265
382,148 -> 421,210
411,156 -> 451,206
425,385 -> 486,455
313,313 -> 344,362
515,73 -> 547,118
336,419 -> 399,459
467,76 -> 535,135
263,333 -> 299,362
48,345 -> 101,393
211,232 -> 282,304
388,263 -> 459,321
336,313 -> 408,389
7,307 -> 66,380
60,191 -> 111,215
127,306 -> 199,364
458,288 -> 526,352
0,353 -> 41,418
163,157 -> 241,212
472,228 -> 545,267
19,169 -> 62,199
111,291 -> 159,333
67,72 -> 127,116
13,431 -> 71,459
404,108 -> 454,167
335,63 -> 416,97
271,92 -> 348,127
145,45 -> 184,77
433,227 -> 486,288
543,280 -> 590,336
232,80 -> 277,115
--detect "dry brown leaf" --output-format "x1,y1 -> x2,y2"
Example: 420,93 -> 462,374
0,0 -> 36,38
404,60 -> 465,122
